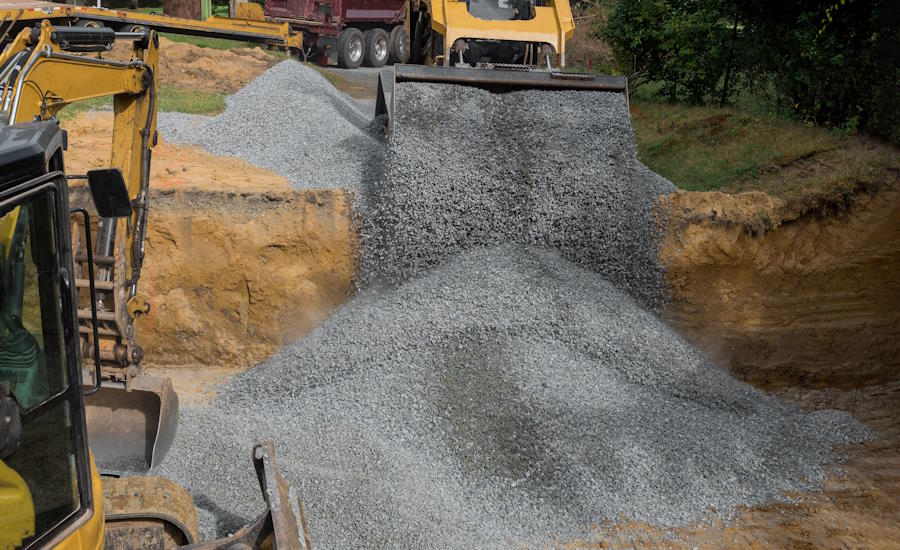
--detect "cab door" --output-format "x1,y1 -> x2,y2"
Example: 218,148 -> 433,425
0,171 -> 94,550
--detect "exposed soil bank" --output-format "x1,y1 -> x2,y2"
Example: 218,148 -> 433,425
135,188 -> 355,369
660,185 -> 900,389
64,111 -> 356,371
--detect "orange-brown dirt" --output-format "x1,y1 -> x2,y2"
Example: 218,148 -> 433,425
108,36 -> 278,93
64,111 -> 356,375
65,111 -> 288,192
660,185 -> 900,390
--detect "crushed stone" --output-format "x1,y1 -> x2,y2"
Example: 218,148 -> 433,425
156,60 -> 383,189
158,245 -> 870,547
155,77 -> 871,547
358,82 -> 674,308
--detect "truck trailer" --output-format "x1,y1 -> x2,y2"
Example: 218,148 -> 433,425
265,0 -> 408,68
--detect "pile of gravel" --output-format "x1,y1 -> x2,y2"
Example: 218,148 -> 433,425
157,61 -> 383,189
156,79 -> 870,547
359,83 -> 674,307
158,245 -> 869,547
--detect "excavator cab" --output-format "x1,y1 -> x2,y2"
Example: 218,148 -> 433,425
0,120 -> 310,550
0,120 -> 101,549
0,20 -> 178,475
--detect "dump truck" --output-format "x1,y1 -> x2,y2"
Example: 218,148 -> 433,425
0,22 -> 310,549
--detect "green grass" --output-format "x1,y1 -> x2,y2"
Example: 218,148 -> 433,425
157,85 -> 225,114
56,96 -> 112,122
630,99 -> 899,197
57,85 -> 225,120
159,33 -> 253,50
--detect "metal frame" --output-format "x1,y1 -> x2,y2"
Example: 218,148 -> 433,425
0,171 -> 96,550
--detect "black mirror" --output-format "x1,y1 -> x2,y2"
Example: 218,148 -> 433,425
87,168 -> 131,218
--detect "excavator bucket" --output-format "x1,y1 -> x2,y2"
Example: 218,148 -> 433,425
376,64 -> 628,133
84,374 -> 179,475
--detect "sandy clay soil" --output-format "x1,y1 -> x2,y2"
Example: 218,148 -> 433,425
62,37 -> 899,548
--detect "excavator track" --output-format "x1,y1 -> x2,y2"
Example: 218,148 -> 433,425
102,475 -> 200,549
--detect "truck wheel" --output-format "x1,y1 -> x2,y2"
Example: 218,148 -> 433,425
119,24 -> 147,33
337,28 -> 364,69
388,26 -> 409,64
74,20 -> 104,28
363,28 -> 389,68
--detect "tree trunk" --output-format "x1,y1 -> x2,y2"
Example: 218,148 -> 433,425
720,6 -> 740,107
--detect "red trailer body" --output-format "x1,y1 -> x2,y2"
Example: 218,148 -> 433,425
265,0 -> 408,68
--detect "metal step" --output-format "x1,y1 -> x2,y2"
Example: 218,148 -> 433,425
78,308 -> 116,321
76,278 -> 115,290
75,253 -> 115,265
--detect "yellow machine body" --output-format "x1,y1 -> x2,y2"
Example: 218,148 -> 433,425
424,0 -> 574,66
0,1 -> 301,51
0,458 -> 34,550
0,20 -> 176,476
0,21 -> 308,550
52,455 -> 104,550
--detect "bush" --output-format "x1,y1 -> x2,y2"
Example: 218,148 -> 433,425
739,0 -> 899,144
603,0 -> 737,103
601,0 -> 900,144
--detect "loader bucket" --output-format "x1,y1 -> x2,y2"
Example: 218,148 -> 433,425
84,373 -> 179,475
376,64 -> 628,133
185,442 -> 312,550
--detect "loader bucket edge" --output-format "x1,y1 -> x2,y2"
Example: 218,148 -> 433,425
382,64 -> 628,132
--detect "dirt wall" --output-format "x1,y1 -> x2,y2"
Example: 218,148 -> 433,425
134,189 -> 356,369
660,185 -> 900,389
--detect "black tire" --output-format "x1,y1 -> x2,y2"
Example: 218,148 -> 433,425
118,23 -> 147,33
74,19 -> 104,28
363,28 -> 389,68
388,25 -> 409,64
337,27 -> 364,69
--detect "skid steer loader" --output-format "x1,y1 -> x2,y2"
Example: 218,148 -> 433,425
408,0 -> 575,68
379,0 -> 628,130
0,22 -> 310,550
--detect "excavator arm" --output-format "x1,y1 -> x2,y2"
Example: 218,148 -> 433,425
0,20 -> 171,475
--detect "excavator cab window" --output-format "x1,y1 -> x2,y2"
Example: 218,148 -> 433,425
0,174 -> 91,549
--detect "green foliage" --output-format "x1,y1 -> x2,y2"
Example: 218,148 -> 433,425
601,0 -> 900,144
603,0 -> 736,103
738,0 -> 899,144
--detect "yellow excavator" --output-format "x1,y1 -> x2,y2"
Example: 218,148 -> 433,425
0,21 -> 309,549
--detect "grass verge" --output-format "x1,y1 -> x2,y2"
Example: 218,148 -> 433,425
58,85 -> 225,121
631,100 -> 899,197
160,33 -> 253,50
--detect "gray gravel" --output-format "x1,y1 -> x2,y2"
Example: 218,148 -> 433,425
158,245 -> 869,547
359,82 -> 674,308
157,61 -> 384,189
155,77 -> 870,547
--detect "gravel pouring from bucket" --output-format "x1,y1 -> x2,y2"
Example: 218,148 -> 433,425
375,64 -> 628,133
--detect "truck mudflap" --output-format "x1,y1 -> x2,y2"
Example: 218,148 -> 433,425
376,64 -> 628,132
185,442 -> 312,550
